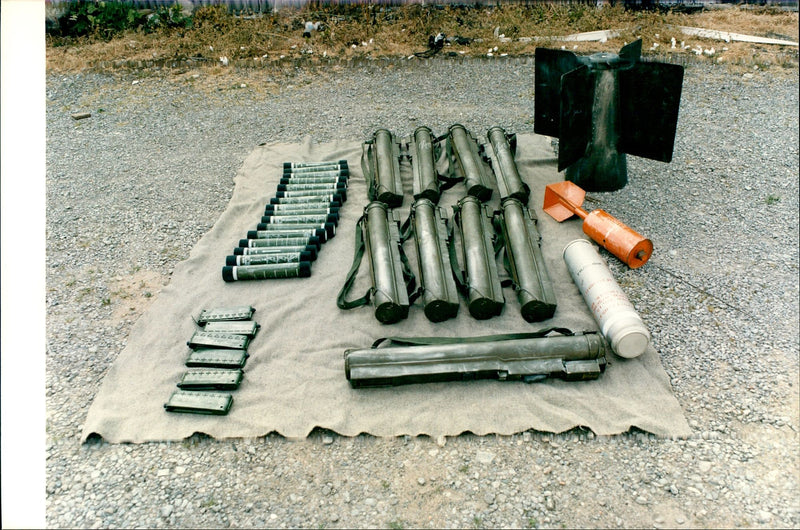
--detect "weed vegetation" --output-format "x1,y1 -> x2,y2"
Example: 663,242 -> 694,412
46,2 -> 798,75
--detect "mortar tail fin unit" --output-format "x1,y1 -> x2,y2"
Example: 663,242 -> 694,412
534,39 -> 684,191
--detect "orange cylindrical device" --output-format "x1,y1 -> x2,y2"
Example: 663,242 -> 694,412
543,180 -> 652,268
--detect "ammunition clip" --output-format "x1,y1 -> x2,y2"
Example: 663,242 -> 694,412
196,306 -> 255,326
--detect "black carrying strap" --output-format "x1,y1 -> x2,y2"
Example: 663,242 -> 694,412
441,130 -> 470,191
438,173 -> 465,191
372,327 -> 579,348
399,213 -> 413,244
361,140 -> 378,202
491,212 -> 515,289
398,211 -> 429,306
399,241 -> 421,305
337,215 -> 371,310
403,131 -> 463,192
449,206 -> 511,293
433,132 -> 464,191
443,132 -> 461,181
447,207 -> 468,296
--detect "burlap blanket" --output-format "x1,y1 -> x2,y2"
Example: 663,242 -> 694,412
82,133 -> 690,443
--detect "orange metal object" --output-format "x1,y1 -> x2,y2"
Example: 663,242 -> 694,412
543,180 -> 653,268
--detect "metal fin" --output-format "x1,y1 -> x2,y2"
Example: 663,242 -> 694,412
618,61 -> 685,162
557,64 -> 594,172
534,47 -> 582,138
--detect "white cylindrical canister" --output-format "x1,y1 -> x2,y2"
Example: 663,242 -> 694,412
563,239 -> 650,358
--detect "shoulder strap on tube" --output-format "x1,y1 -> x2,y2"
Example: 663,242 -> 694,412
447,209 -> 468,296
491,212 -> 515,289
399,212 -> 413,244
399,244 -> 421,305
372,327 -> 578,348
337,215 -> 372,310
361,140 -> 377,202
433,132 -> 463,190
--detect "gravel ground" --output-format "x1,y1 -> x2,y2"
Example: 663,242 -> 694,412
40,58 -> 798,528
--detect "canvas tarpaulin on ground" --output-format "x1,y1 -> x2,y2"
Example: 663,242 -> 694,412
82,134 -> 691,443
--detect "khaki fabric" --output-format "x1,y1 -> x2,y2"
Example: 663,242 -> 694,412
82,134 -> 691,443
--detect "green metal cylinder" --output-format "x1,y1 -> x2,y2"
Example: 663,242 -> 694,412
344,332 -> 608,387
364,202 -> 409,324
449,124 -> 494,202
456,196 -> 504,319
411,198 -> 459,322
242,231 -> 322,248
411,126 -> 441,203
226,251 -> 310,266
222,262 -> 311,282
486,126 -> 528,203
363,129 -> 404,207
498,198 -> 557,322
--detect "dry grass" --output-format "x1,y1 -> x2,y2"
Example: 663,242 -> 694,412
46,3 -> 798,77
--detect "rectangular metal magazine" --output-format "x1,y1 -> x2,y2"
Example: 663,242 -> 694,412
187,331 -> 250,351
164,390 -> 233,415
196,306 -> 255,326
185,349 -> 249,369
177,369 -> 244,391
203,321 -> 260,337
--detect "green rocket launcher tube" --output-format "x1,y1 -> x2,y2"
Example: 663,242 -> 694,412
222,262 -> 311,282
496,198 -> 557,322
448,124 -> 495,202
454,196 -> 504,319
409,126 -> 441,203
410,198 -> 460,322
337,202 -> 413,324
484,126 -> 529,203
362,129 -> 404,207
365,202 -> 410,323
344,329 -> 608,387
